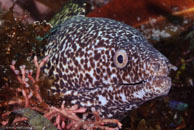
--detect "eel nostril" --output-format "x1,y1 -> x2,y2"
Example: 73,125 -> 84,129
168,64 -> 177,71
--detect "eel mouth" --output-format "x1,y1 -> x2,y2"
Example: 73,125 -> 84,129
118,75 -> 171,96
118,80 -> 145,86
114,63 -> 175,96
119,75 -> 170,86
118,63 -> 176,93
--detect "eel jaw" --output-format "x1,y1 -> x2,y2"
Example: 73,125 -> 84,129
144,76 -> 172,96
119,76 -> 172,105
119,75 -> 171,96
145,63 -> 175,96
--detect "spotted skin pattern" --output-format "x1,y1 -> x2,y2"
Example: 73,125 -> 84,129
44,16 -> 172,119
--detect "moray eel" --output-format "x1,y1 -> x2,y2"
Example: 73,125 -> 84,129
43,0 -> 176,119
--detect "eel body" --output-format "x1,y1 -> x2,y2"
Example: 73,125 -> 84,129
43,0 -> 173,119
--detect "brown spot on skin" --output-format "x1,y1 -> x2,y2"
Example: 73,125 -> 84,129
111,63 -> 115,67
117,73 -> 123,82
86,73 -> 93,83
105,50 -> 109,56
94,50 -> 97,54
86,47 -> 89,51
122,72 -> 128,80
96,95 -> 99,100
101,50 -> 105,55
95,81 -> 100,86
115,95 -> 119,100
54,83 -> 59,89
66,49 -> 70,55
49,66 -> 54,76
59,63 -> 63,70
79,74 -> 83,81
91,61 -> 95,68
51,56 -> 56,64
89,53 -> 92,57
71,79 -> 75,83
94,53 -> 101,61
60,80 -> 65,87
80,42 -> 85,48
80,51 -> 84,57
113,77 -> 117,83
100,72 -> 103,77
63,75 -> 67,80
65,69 -> 69,73
67,53 -> 70,58
111,50 -> 114,56
81,59 -> 84,64
89,57 -> 95,67
84,52 -> 88,57
96,75 -> 100,80
118,96 -> 122,101
63,58 -> 67,65
86,82 -> 89,86
67,80 -> 72,86
97,40 -> 105,47
96,68 -> 100,74
72,44 -> 77,51
104,90 -> 108,95
47,61 -> 51,68
74,60 -> 78,66
56,68 -> 63,77
69,66 -> 73,71
75,51 -> 79,57
55,74 -> 59,81
68,74 -> 72,78
106,62 -> 110,67
84,64 -> 87,70
91,99 -> 94,104
74,68 -> 78,73
85,58 -> 88,63
102,55 -> 105,60
88,66 -> 91,72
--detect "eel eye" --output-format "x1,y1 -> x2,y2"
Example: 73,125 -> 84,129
113,49 -> 128,69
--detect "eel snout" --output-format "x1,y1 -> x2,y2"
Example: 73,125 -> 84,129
144,59 -> 177,96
